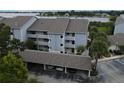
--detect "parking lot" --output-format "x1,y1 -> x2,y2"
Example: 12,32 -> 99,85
28,58 -> 124,83
96,58 -> 124,83
28,69 -> 89,83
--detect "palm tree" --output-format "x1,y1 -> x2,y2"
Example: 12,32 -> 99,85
90,39 -> 109,71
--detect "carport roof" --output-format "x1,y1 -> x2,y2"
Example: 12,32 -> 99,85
108,33 -> 124,46
20,50 -> 92,71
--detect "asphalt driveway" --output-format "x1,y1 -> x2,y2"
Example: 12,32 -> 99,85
96,58 -> 124,83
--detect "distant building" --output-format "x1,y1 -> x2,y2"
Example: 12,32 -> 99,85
108,33 -> 124,51
0,16 -> 37,41
114,15 -> 124,34
0,16 -> 89,54
108,15 -> 124,50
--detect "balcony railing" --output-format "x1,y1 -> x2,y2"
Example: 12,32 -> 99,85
27,34 -> 37,38
65,43 -> 75,48
37,34 -> 48,39
27,34 -> 49,39
65,36 -> 75,40
35,41 -> 49,46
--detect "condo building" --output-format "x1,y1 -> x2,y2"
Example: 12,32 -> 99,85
108,15 -> 124,50
0,16 -> 89,54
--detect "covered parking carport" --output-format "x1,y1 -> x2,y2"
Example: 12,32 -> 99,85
20,50 -> 92,77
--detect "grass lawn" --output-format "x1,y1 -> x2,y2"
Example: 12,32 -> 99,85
97,26 -> 112,34
97,27 -> 109,31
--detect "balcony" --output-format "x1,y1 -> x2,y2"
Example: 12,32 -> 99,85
37,34 -> 48,39
35,41 -> 49,46
27,34 -> 37,38
65,36 -> 75,40
65,43 -> 75,48
27,34 -> 48,39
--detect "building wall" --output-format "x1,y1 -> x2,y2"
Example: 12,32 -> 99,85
27,31 -> 87,54
114,23 -> 124,35
49,34 -> 64,53
20,17 -> 37,41
75,33 -> 87,47
12,29 -> 21,40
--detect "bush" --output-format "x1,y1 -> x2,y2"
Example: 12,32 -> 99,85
27,78 -> 38,83
76,46 -> 85,55
24,40 -> 36,50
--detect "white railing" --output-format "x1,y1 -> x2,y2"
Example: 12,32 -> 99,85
65,43 -> 75,48
27,34 -> 49,39
27,34 -> 37,38
36,41 -> 49,46
65,36 -> 75,40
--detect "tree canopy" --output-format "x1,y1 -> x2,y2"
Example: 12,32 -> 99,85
89,30 -> 109,71
0,23 -> 11,55
76,45 -> 85,55
24,39 -> 36,50
0,52 -> 28,83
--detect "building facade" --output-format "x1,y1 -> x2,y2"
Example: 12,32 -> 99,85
27,17 -> 89,54
0,16 -> 37,41
114,15 -> 124,35
108,15 -> 124,51
0,16 -> 89,54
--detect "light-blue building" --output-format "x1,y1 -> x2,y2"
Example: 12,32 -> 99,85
0,16 -> 89,54
28,17 -> 89,54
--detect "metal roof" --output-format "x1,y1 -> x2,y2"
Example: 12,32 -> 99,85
0,16 -> 34,29
20,50 -> 92,71
108,33 -> 124,46
28,18 -> 89,34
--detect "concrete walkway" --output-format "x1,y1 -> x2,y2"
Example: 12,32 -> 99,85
92,55 -> 124,63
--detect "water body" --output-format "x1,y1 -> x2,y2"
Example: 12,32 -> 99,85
82,17 -> 110,22
0,12 -> 39,18
0,13 -> 110,22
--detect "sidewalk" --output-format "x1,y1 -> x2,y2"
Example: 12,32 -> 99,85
92,55 -> 124,63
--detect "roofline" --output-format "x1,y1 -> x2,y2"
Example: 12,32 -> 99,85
25,49 -> 91,58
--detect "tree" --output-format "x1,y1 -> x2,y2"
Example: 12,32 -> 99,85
89,30 -> 98,41
0,52 -> 28,83
76,45 -> 85,55
89,30 -> 108,46
0,23 -> 11,55
9,38 -> 21,49
109,16 -> 117,22
24,39 -> 36,50
90,40 -> 109,71
9,38 -> 24,53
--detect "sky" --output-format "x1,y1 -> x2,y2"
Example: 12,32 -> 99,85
0,0 -> 124,10
0,0 -> 124,93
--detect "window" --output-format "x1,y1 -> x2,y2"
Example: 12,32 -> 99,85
72,41 -> 75,44
72,49 -> 75,53
65,33 -> 69,36
10,32 -> 13,35
30,31 -> 36,34
60,51 -> 63,53
60,44 -> 63,46
60,35 -> 63,38
72,33 -> 75,37
49,47 -> 52,49
43,32 -> 47,35
65,40 -> 69,43
43,39 -> 49,42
